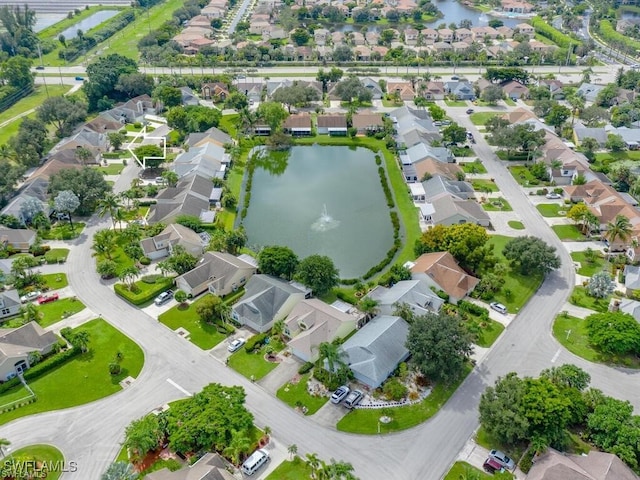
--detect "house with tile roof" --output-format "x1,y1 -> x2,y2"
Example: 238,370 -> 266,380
140,224 -> 207,261
413,158 -> 463,182
387,81 -> 415,101
284,299 -> 357,362
231,275 -> 307,332
526,449 -> 638,480
0,321 -> 58,380
338,315 -> 410,388
410,251 -> 480,303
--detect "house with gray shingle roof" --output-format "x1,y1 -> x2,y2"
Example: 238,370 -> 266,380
231,275 -> 306,332
140,224 -> 206,261
618,298 -> 640,322
171,142 -> 228,179
146,452 -> 235,480
526,448 -> 639,480
624,265 -> 640,293
146,172 -> 217,225
175,251 -> 257,298
0,321 -> 58,380
422,175 -> 473,200
338,315 -> 410,389
573,124 -> 608,146
366,279 -> 444,317
185,127 -> 233,149
0,228 -> 36,252
0,289 -> 21,321
576,83 -> 606,103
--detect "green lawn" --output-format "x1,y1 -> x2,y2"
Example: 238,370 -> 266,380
569,286 -> 611,313
276,373 -> 329,415
121,206 -> 149,221
483,197 -> 512,211
44,248 -> 69,264
476,425 -> 526,464
39,222 -> 85,241
504,98 -> 517,106
445,100 -> 468,107
96,245 -> 136,276
158,295 -> 230,350
41,273 -> 69,290
469,112 -> 498,125
553,313 -> 640,368
471,179 -> 499,192
508,165 -> 541,186
476,319 -> 505,348
4,445 -> 65,480
508,220 -> 525,230
552,224 -> 587,241
0,318 -> 143,425
571,251 -> 607,276
485,235 -> 544,312
460,160 -> 487,174
38,297 -> 86,328
228,339 -> 286,381
99,163 -> 126,175
536,203 -> 567,217
265,457 -> 312,480
444,461 -> 513,480
337,364 -> 472,434
219,114 -> 239,139
381,98 -> 404,107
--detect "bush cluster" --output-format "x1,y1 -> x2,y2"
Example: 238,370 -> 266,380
457,300 -> 489,319
114,277 -> 174,305
298,362 -> 314,374
24,347 -> 81,381
530,16 -> 580,49
244,333 -> 268,352
29,244 -> 51,257
377,166 -> 395,208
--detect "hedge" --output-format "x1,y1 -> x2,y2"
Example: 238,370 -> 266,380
598,19 -> 640,53
245,333 -> 268,352
23,347 -> 81,381
298,361 -> 314,374
457,300 -> 489,319
114,277 -> 174,305
530,16 -> 580,49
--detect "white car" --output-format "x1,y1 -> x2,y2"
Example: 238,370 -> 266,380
20,291 -> 42,303
490,302 -> 507,314
546,192 -> 562,199
489,449 -> 515,470
330,385 -> 350,404
227,338 -> 246,353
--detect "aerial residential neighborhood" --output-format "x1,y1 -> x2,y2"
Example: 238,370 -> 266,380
1,0 -> 640,478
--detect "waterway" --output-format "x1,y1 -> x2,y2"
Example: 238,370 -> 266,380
59,10 -> 120,39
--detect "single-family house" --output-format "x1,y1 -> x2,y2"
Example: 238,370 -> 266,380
471,26 -> 499,41
366,279 -> 444,317
576,83 -> 606,103
573,125 -> 608,147
422,28 -> 438,42
496,26 -> 513,38
437,28 -> 453,42
502,80 -> 529,100
618,298 -> 640,322
354,45 -> 371,62
421,81 -> 445,100
139,224 -> 206,261
0,321 -> 58,380
146,172 -> 217,225
515,23 -> 535,37
178,87 -> 200,106
444,80 -> 475,100
172,142 -> 228,179
338,315 -> 410,389
0,289 -> 21,321
175,251 -> 257,298
502,0 -> 533,13
360,77 -> 384,100
185,126 -> 233,149
235,81 -> 263,104
83,112 -> 124,133
387,81 -> 415,101
0,228 -> 36,252
432,41 -> 453,53
284,299 -> 357,362
410,251 -> 480,303
525,449 -> 639,480
1,177 -> 49,226
624,265 -> 640,294
423,175 -> 474,200
146,453 -> 235,480
404,28 -> 419,45
351,112 -> 384,135
106,94 -> 156,124
605,126 -> 640,150
201,82 -> 229,101
454,28 -> 472,41
317,115 -> 348,135
414,158 -> 463,181
283,114 -> 313,136
231,275 -> 306,332
314,28 -> 330,45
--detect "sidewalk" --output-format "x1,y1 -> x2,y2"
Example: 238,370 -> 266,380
44,308 -> 98,334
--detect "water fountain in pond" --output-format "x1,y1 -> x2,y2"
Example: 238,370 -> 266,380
479,13 -> 489,24
311,204 -> 340,232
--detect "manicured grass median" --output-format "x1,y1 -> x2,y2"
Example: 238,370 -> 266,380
552,224 -> 586,241
337,364 -> 472,434
38,297 -> 86,327
571,251 -> 606,277
536,203 -> 566,218
509,165 -> 541,186
553,313 -> 640,368
569,286 -> 611,313
99,163 -> 126,175
508,220 -> 525,230
0,318 -> 143,425
266,457 -> 313,480
276,373 -> 329,415
44,248 -> 69,264
469,112 -> 498,126
485,235 -> 543,312
5,445 -> 65,480
158,295 -> 230,350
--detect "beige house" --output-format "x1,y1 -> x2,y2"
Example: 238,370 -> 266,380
351,112 -> 384,134
454,28 -> 472,41
140,224 -> 206,261
411,251 -> 479,303
175,251 -> 257,298
526,449 -> 638,480
285,299 -> 357,362
147,453 -> 235,480
0,322 -> 58,381
0,228 -> 36,252
516,23 -> 535,37
437,28 -> 453,42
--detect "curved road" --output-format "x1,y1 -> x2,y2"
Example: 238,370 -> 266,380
1,115 -> 640,480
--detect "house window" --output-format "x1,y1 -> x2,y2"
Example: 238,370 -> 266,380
1,308 -> 9,316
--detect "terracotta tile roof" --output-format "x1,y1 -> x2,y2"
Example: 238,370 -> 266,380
411,251 -> 479,300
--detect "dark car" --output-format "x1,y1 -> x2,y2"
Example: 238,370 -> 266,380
483,457 -> 504,474
466,108 -> 475,114
35,65 -> 45,70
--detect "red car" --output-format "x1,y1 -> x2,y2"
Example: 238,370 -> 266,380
483,457 -> 505,474
37,293 -> 59,304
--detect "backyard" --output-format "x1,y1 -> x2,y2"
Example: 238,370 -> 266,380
552,224 -> 586,241
0,318 -> 143,425
158,295 -> 232,350
276,373 -> 329,415
553,313 -> 640,368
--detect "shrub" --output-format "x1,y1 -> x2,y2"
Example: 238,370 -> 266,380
530,16 -> 580,49
140,274 -> 162,284
458,300 -> 489,319
139,257 -> 151,266
23,347 -> 81,381
519,449 -> 535,473
114,277 -> 174,305
383,378 -> 408,401
298,361 -> 314,374
313,365 -> 352,391
245,333 -> 268,352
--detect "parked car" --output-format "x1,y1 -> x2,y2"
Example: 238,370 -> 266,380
37,293 -> 59,304
344,389 -> 364,409
483,457 -> 504,474
489,450 -> 515,470
546,192 -> 562,199
20,291 -> 42,303
466,108 -> 475,114
489,302 -> 507,315
154,290 -> 174,306
35,65 -> 45,70
451,75 -> 460,80
227,338 -> 246,353
74,76 -> 84,81
330,385 -> 350,404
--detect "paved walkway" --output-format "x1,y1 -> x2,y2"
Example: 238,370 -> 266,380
560,302 -> 598,319
44,308 -> 98,334
258,355 -> 302,394
562,241 -> 606,253
485,210 -> 528,237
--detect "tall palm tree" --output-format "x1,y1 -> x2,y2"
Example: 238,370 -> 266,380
287,444 -> 298,460
97,193 -> 121,229
72,331 -> 90,353
606,214 -> 632,253
223,430 -> 252,466
119,266 -> 140,290
318,342 -> 344,381
92,229 -> 118,259
0,438 -> 10,458
306,453 -> 321,479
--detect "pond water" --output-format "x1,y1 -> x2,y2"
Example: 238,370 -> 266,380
59,10 -> 120,39
242,145 -> 395,279
337,0 -> 521,32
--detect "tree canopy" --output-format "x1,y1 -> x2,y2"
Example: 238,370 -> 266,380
84,54 -> 139,111
166,105 -> 221,134
484,67 -> 530,84
48,167 -> 112,216
586,311 -> 640,356
502,236 -> 560,276
294,254 -> 339,296
36,96 -> 87,138
258,245 -> 299,280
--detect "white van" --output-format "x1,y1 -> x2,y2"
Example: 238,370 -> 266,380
241,449 -> 269,476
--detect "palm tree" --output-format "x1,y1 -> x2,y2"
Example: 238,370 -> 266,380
223,430 -> 252,466
0,438 -> 10,458
114,208 -> 126,232
271,320 -> 285,341
287,444 -> 298,460
72,331 -> 90,352
92,229 -> 118,259
318,342 -> 344,381
357,297 -> 379,321
119,266 -> 140,290
606,214 -> 632,254
101,461 -> 139,480
583,212 -> 599,236
97,193 -> 121,229
21,303 -> 41,324
306,453 -> 322,479
75,147 -> 93,166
